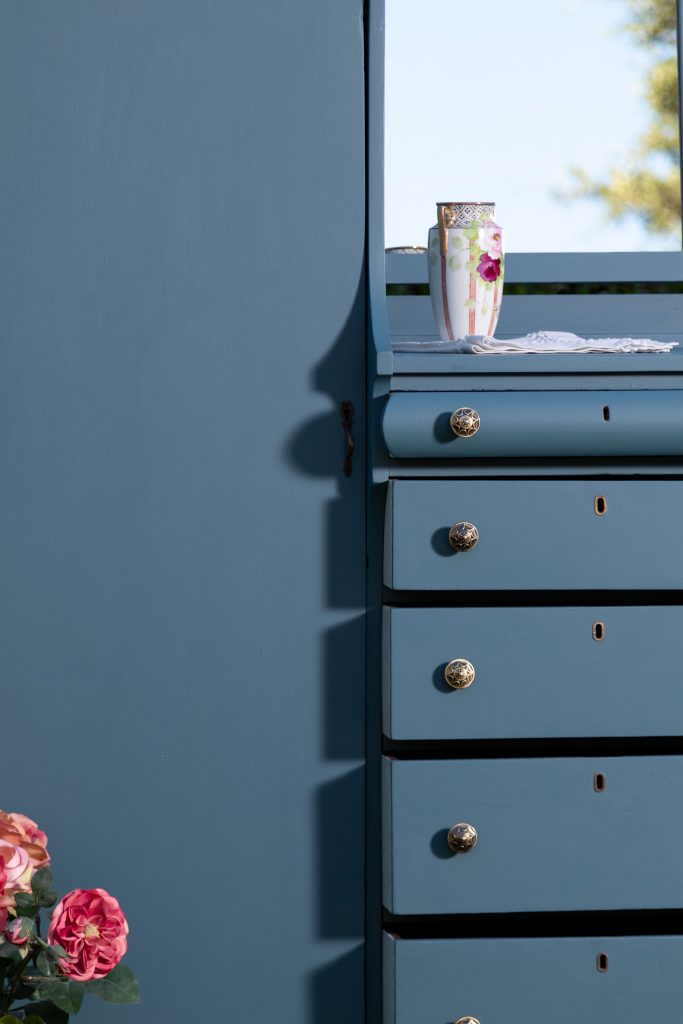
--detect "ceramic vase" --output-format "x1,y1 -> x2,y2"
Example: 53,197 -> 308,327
428,202 -> 504,341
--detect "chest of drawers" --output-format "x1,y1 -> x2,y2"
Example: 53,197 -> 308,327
376,360 -> 683,1024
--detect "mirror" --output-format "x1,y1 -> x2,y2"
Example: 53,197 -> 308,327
385,0 -> 682,252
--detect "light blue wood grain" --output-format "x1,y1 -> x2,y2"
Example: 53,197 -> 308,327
391,351 -> 683,375
367,0 -> 392,371
383,756 -> 683,914
387,294 -> 683,340
386,480 -> 683,590
388,459 -> 683,477
384,933 -> 683,1024
386,251 -> 683,284
383,390 -> 683,459
385,607 -> 683,739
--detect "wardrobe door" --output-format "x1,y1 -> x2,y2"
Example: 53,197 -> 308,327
0,3 -> 366,1021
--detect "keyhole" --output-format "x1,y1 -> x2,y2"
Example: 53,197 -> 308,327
594,773 -> 606,792
602,406 -> 610,421
597,952 -> 609,972
592,621 -> 605,642
594,496 -> 607,516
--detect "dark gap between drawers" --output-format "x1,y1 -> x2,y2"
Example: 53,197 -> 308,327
387,467 -> 683,480
383,909 -> 683,940
384,588 -> 683,607
383,737 -> 683,759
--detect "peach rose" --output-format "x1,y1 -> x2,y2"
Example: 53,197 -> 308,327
0,812 -> 49,873
48,888 -> 129,982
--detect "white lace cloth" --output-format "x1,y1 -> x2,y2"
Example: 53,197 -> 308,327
392,330 -> 679,354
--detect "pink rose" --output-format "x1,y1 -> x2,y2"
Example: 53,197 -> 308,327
5,918 -> 28,945
0,840 -> 32,896
0,860 -> 8,931
0,812 -> 49,874
48,888 -> 129,982
482,220 -> 503,259
477,253 -> 501,283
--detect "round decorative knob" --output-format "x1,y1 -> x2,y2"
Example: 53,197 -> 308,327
444,659 -> 476,689
448,521 -> 479,552
447,822 -> 478,854
454,1018 -> 481,1024
450,407 -> 480,438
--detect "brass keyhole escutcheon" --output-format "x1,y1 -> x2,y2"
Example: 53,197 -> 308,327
448,521 -> 479,552
592,621 -> 605,642
447,823 -> 478,854
597,953 -> 609,972
594,495 -> 607,516
444,659 -> 476,690
594,773 -> 606,792
450,407 -> 480,438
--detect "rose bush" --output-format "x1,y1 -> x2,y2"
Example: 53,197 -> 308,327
0,810 -> 138,1021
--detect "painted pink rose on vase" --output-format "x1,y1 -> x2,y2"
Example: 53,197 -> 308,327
0,811 -> 49,874
482,220 -> 503,259
48,887 -> 129,982
477,253 -> 501,283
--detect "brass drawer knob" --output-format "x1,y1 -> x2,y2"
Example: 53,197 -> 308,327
455,1018 -> 481,1024
448,521 -> 479,552
450,407 -> 480,437
445,659 -> 476,689
447,822 -> 478,854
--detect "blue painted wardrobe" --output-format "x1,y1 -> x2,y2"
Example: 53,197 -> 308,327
1,2 -> 367,1021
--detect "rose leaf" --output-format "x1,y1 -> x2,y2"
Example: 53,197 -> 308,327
31,868 -> 53,898
33,978 -> 84,1015
85,964 -> 140,1004
31,871 -> 58,909
44,944 -> 69,963
12,894 -> 39,918
0,941 -> 24,963
37,951 -> 54,976
22,1002 -> 68,1024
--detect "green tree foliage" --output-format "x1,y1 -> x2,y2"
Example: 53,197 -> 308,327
570,0 -> 681,236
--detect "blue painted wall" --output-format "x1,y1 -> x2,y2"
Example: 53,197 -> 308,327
0,2 -> 366,1020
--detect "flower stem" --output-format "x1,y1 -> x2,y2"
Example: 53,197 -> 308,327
2,948 -> 35,1014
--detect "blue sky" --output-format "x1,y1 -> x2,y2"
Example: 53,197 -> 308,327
385,0 -> 681,251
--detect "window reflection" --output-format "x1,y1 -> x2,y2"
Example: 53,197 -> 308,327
385,0 -> 681,252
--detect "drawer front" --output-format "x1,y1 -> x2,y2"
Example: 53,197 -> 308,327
385,479 -> 683,590
383,390 -> 683,460
384,606 -> 683,739
383,756 -> 683,914
384,933 -> 683,1024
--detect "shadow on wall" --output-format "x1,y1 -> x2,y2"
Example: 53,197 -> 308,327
308,943 -> 365,1024
283,273 -> 367,1022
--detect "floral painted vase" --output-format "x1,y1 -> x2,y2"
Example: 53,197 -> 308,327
428,201 -> 504,341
